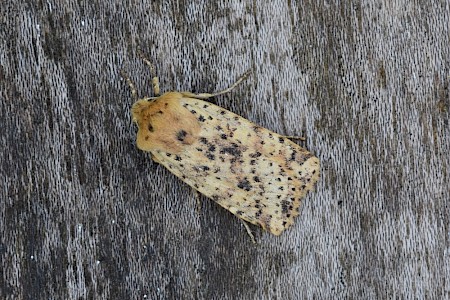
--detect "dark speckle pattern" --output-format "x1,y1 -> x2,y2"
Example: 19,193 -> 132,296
145,96 -> 320,236
176,130 -> 187,141
237,178 -> 252,191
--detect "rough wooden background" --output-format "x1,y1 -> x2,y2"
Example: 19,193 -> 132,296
1,1 -> 449,299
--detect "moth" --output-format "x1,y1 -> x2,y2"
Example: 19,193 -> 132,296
123,54 -> 320,237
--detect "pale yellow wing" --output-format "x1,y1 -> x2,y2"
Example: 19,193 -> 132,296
148,95 -> 320,235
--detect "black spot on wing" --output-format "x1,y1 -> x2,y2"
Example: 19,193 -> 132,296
176,130 -> 187,141
289,150 -> 297,161
281,200 -> 290,214
237,178 -> 252,191
194,165 -> 210,172
249,152 -> 262,158
220,144 -> 241,157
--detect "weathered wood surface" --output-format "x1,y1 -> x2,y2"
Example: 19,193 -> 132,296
1,1 -> 449,299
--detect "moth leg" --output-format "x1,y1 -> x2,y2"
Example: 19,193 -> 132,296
282,135 -> 306,141
137,49 -> 160,96
120,70 -> 138,102
240,219 -> 257,244
192,190 -> 203,214
181,69 -> 252,99
150,153 -> 161,163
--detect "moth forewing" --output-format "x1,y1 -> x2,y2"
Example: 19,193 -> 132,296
131,89 -> 320,236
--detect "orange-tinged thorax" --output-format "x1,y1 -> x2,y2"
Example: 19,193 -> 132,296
131,92 -> 201,153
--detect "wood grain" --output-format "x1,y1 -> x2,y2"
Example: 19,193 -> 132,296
1,1 -> 449,299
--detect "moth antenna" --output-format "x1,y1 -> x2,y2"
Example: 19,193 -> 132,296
120,70 -> 138,102
137,49 -> 160,96
211,69 -> 252,97
180,69 -> 252,100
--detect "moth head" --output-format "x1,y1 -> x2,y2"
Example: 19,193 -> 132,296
131,98 -> 161,151
131,98 -> 156,123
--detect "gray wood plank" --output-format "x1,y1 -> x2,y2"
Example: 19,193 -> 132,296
1,0 -> 449,299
